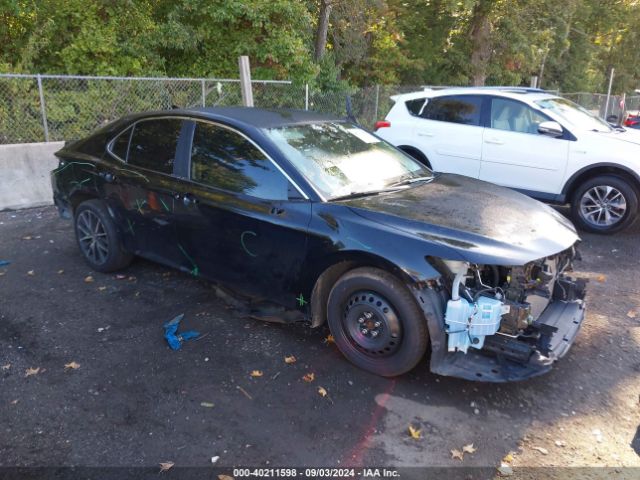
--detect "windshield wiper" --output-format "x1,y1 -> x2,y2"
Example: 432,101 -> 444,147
329,187 -> 403,202
389,175 -> 435,187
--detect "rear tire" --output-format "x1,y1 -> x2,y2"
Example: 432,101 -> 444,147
570,175 -> 638,234
327,267 -> 429,377
74,200 -> 133,272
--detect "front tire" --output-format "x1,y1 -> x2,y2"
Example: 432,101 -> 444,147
326,267 -> 429,377
571,175 -> 638,234
74,200 -> 133,272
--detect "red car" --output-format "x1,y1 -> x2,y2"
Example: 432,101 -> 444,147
625,110 -> 640,129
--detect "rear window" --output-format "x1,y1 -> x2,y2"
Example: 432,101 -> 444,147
421,95 -> 483,126
405,98 -> 426,116
128,119 -> 183,174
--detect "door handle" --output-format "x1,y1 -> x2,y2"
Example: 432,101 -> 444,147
270,206 -> 285,216
484,138 -> 505,145
99,171 -> 117,183
182,193 -> 199,206
417,132 -> 435,137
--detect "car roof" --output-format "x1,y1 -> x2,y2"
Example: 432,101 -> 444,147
183,106 -> 341,128
390,87 -> 558,103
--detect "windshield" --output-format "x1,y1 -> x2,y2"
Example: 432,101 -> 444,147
264,122 -> 432,200
535,97 -> 612,132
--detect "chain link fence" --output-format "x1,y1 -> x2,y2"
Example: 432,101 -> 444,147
1,73 -> 638,144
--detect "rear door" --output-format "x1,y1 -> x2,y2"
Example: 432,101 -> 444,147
170,120 -> 312,307
480,97 -> 570,194
414,94 -> 486,178
106,117 -> 190,267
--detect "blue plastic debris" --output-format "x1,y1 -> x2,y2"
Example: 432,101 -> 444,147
0,260 -> 10,267
163,314 -> 200,350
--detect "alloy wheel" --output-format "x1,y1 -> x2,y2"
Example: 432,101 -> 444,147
76,210 -> 109,265
579,185 -> 627,227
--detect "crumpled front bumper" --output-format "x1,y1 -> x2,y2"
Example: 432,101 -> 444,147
429,299 -> 585,382
413,282 -> 586,383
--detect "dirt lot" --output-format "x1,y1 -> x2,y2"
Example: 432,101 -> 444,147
1,206 -> 639,478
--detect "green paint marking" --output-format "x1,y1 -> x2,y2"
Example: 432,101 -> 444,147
135,199 -> 147,214
71,177 -> 92,187
52,161 -> 95,176
296,294 -> 307,307
159,197 -> 171,212
126,219 -> 135,235
177,244 -> 199,277
240,231 -> 258,257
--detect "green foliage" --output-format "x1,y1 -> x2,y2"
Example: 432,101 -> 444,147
1,0 -> 639,93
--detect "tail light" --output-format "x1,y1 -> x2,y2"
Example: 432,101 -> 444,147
374,120 -> 391,130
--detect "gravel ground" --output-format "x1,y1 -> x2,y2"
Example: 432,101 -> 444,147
0,206 -> 639,479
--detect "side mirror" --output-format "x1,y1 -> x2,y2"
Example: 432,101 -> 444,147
538,121 -> 564,138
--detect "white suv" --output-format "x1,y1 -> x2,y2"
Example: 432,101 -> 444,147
375,87 -> 640,233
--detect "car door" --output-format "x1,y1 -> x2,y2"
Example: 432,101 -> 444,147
480,97 -> 570,194
170,120 -> 312,307
105,117 -> 191,267
414,94 -> 486,178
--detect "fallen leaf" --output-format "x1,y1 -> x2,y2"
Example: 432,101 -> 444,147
284,355 -> 297,364
25,367 -> 40,377
1,364 -> 10,370
502,453 -> 514,464
554,439 -> 566,447
218,475 -> 234,480
627,310 -> 637,319
200,402 -> 215,408
64,361 -> 80,370
596,274 -> 607,283
98,286 -> 107,291
57,269 -> 64,274
325,334 -> 335,344
211,456 -> 220,464
11,399 -> 18,405
532,446 -> 549,455
462,443 -> 477,454
22,235 -> 32,240
408,425 -> 421,439
84,275 -> 94,283
450,449 -> 464,461
302,372 -> 315,383
250,370 -> 263,377
159,461 -> 174,472
27,270 -> 35,276
318,386 -> 328,397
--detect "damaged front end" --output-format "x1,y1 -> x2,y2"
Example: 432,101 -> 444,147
418,248 -> 587,382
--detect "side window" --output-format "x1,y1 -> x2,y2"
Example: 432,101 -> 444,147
421,95 -> 483,126
110,127 -> 132,161
128,119 -> 183,174
490,98 -> 549,134
190,122 -> 289,200
405,98 -> 426,116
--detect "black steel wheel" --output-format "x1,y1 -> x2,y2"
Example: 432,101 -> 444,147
327,267 -> 429,377
74,200 -> 133,272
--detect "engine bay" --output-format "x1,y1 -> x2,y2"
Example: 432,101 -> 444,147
441,248 -> 587,360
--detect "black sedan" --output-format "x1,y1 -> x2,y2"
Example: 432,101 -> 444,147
51,107 -> 586,381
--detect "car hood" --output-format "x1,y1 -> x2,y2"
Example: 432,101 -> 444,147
590,127 -> 640,146
338,174 -> 580,265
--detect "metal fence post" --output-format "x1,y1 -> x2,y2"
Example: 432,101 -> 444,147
36,74 -> 50,142
238,56 -> 254,107
374,84 -> 380,120
305,83 -> 309,110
